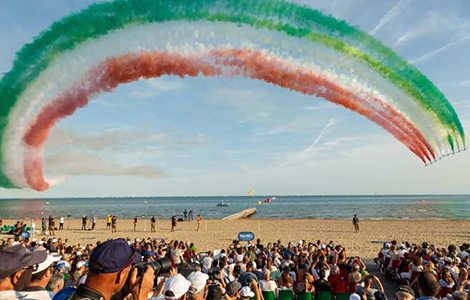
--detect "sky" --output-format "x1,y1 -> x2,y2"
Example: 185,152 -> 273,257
1,0 -> 470,198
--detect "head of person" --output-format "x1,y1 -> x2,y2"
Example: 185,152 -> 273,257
163,274 -> 191,300
417,272 -> 439,298
318,269 -> 326,280
84,238 -> 142,299
363,276 -> 373,288
0,244 -> 47,291
452,291 -> 467,300
240,286 -> 255,300
187,271 -> 209,300
352,264 -> 360,273
226,281 -> 242,299
395,285 -> 415,300
28,253 -> 62,289
48,272 -> 64,292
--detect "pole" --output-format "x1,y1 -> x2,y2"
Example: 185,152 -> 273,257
204,220 -> 207,231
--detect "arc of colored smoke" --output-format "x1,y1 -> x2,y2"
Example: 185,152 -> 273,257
24,50 -> 432,191
0,0 -> 465,191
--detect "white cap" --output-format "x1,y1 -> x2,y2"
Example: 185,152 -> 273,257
350,294 -> 361,300
229,258 -> 234,264
32,238 -> 37,242
76,261 -> 86,269
240,287 -> 254,298
33,253 -> 62,274
52,239 -> 58,243
164,274 -> 191,300
445,257 -> 452,263
135,238 -> 141,242
187,271 -> 209,293
255,249 -> 261,255
298,240 -> 303,245
385,243 -> 390,248
76,251 -> 82,256
237,254 -> 244,262
12,241 -> 19,246
39,241 -> 44,245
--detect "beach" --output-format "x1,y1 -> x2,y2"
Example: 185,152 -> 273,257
2,218 -> 469,258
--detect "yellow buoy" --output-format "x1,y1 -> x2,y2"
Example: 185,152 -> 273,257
257,201 -> 261,205
144,200 -> 148,204
46,201 -> 50,205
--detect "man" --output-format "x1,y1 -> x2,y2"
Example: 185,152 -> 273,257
54,239 -> 154,300
313,269 -> 331,293
22,253 -> 61,299
353,214 -> 359,233
91,215 -> 97,231
184,210 -> 188,221
134,216 -> 138,231
163,274 -> 191,300
187,271 -> 209,300
59,216 -> 64,231
171,216 -> 177,232
111,215 -> 117,233
81,215 -> 87,231
48,273 -> 64,293
151,215 -> 156,233
0,244 -> 47,300
356,276 -> 384,300
197,215 -> 201,232
416,272 -> 440,300
106,215 -> 111,231
48,216 -> 55,236
189,210 -> 193,221
219,281 -> 241,300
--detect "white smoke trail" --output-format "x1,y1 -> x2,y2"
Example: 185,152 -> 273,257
369,0 -> 413,36
409,33 -> 470,64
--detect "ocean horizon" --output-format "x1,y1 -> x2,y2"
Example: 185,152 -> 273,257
1,194 -> 469,220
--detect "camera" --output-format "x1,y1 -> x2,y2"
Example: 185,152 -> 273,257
133,257 -> 172,286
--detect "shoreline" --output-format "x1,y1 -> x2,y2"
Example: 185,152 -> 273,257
2,218 -> 469,258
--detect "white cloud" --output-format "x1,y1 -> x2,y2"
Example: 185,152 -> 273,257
45,152 -> 167,179
126,77 -> 188,100
369,0 -> 413,36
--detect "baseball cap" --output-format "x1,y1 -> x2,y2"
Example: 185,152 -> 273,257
0,244 -> 47,279
187,271 -> 209,293
240,287 -> 254,298
33,253 -> 62,274
163,274 -> 192,300
89,238 -> 141,274
226,281 -> 242,296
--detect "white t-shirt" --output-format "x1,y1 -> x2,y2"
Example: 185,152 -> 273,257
259,280 -> 277,292
22,290 -> 56,300
171,249 -> 184,265
60,217 -> 64,224
458,251 -> 469,260
0,291 -> 27,300
311,269 -> 330,281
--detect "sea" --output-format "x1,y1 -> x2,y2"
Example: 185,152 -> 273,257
0,195 -> 469,220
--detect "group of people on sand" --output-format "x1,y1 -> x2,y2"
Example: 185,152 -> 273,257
1,230 -> 469,300
377,240 -> 470,300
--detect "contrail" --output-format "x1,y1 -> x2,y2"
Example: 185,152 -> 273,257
369,0 -> 413,36
276,118 -> 336,170
410,33 -> 470,64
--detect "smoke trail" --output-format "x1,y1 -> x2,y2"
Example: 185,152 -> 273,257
369,0 -> 414,36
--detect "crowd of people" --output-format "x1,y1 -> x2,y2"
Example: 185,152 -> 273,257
376,241 -> 470,300
1,229 -> 469,300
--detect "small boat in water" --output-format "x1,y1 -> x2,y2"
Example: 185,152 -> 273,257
216,200 -> 229,207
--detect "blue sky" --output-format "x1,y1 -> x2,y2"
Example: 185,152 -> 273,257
1,0 -> 470,198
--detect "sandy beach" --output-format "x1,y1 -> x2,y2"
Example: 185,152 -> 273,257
1,218 -> 469,258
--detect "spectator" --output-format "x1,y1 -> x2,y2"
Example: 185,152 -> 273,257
417,272 -> 440,300
48,273 -> 64,293
313,269 -> 331,294
0,244 -> 47,299
187,271 -> 209,300
396,285 -> 415,300
163,274 -> 191,300
21,253 -> 61,299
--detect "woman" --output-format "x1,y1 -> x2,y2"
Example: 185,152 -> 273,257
278,266 -> 294,290
348,264 -> 362,293
439,268 -> 455,289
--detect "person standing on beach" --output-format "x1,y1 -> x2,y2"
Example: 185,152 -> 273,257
81,215 -> 87,231
59,215 -> 64,230
92,214 -> 97,231
41,218 -> 47,235
184,209 -> 188,221
197,214 -> 202,231
171,216 -> 177,232
48,216 -> 55,236
189,210 -> 193,221
112,215 -> 117,233
106,214 -> 111,230
134,215 -> 138,231
151,215 -> 156,232
353,214 -> 360,233
30,219 -> 35,236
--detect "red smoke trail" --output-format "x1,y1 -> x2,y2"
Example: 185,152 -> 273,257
23,50 -> 432,191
